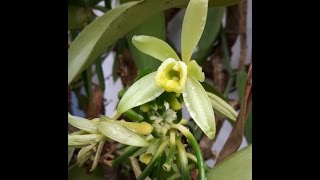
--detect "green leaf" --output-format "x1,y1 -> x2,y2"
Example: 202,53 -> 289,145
68,166 -> 105,180
98,119 -> 149,147
194,7 -> 224,64
181,0 -> 208,63
68,0 -> 240,85
68,113 -> 98,134
182,76 -> 215,139
117,72 -> 164,114
122,0 -> 167,72
127,13 -> 167,71
131,35 -> 180,63
207,92 -> 238,122
244,108 -> 252,144
206,145 -> 252,180
68,1 -> 139,85
236,70 -> 247,103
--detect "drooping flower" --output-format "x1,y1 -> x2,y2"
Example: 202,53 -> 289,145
117,0 -> 217,139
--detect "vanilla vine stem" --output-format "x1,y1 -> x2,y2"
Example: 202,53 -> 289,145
171,123 -> 206,180
177,139 -> 191,180
163,129 -> 177,171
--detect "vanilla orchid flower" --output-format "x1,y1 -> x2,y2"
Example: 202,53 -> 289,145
117,0 -> 216,139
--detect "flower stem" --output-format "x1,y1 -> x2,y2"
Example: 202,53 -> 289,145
155,153 -> 166,180
112,146 -> 141,166
172,124 -> 205,180
137,139 -> 169,180
170,129 -> 176,145
176,140 -> 191,180
186,152 -> 197,164
163,129 -> 177,171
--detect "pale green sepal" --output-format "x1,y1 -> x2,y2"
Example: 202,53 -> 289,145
132,35 -> 180,61
117,72 -> 164,114
182,76 -> 215,139
181,0 -> 208,63
98,120 -> 149,147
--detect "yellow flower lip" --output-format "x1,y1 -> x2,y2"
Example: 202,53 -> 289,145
155,58 -> 187,93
